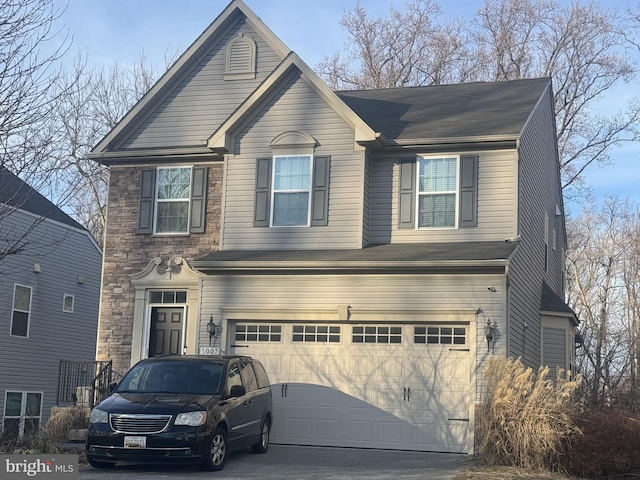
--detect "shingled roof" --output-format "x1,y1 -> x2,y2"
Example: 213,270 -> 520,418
192,241 -> 518,272
0,167 -> 85,230
337,77 -> 551,142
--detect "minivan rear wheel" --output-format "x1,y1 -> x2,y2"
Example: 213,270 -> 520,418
201,427 -> 227,471
251,418 -> 270,453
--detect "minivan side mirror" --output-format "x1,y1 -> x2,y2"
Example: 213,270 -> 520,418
229,385 -> 246,398
107,381 -> 118,394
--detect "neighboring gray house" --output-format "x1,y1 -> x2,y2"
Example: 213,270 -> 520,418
87,0 -> 576,454
0,167 -> 102,435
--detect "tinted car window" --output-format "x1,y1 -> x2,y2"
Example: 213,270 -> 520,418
239,361 -> 258,392
252,361 -> 270,389
226,363 -> 243,392
116,360 -> 225,394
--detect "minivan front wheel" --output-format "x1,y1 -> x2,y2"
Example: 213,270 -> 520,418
201,427 -> 227,471
251,418 -> 270,453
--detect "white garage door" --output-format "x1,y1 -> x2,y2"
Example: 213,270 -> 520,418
229,322 -> 471,453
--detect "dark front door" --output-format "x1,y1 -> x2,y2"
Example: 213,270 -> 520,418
149,307 -> 184,357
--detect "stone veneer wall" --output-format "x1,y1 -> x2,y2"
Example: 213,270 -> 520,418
98,164 -> 223,376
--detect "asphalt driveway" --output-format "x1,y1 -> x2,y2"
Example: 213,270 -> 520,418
78,445 -> 472,480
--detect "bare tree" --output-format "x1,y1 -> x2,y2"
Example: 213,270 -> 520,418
566,197 -> 640,409
0,0 -> 72,263
50,52 -> 168,245
318,0 -> 476,89
318,0 -> 640,200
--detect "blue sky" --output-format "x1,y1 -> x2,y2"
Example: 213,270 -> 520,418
51,0 -> 640,211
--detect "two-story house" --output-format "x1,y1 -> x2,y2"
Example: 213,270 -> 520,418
0,167 -> 102,435
87,0 -> 577,454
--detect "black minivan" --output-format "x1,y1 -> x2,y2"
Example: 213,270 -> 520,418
86,355 -> 272,471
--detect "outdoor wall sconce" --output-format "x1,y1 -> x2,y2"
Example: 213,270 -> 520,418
484,319 -> 494,351
207,315 -> 217,346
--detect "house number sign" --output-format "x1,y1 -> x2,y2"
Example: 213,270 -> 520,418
199,347 -> 220,355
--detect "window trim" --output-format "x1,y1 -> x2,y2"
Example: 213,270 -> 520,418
63,294 -> 74,313
271,154 -> 313,227
11,284 -> 32,338
154,166 -> 192,235
416,154 -> 460,229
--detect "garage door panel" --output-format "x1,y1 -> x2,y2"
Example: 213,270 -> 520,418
231,321 -> 471,453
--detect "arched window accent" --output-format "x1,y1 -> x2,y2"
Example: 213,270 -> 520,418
224,33 -> 256,80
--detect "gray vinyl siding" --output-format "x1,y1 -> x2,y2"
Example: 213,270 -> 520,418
542,327 -> 566,381
369,151 -> 518,244
121,18 -> 283,150
221,72 -> 365,250
507,86 -> 564,367
0,210 -> 101,426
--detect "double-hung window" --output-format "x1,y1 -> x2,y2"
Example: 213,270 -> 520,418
418,156 -> 458,228
156,167 -> 191,233
11,284 -> 32,337
137,166 -> 208,235
398,154 -> 478,229
272,155 -> 312,226
254,146 -> 330,228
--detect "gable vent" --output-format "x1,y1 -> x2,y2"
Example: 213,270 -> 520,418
224,33 -> 256,80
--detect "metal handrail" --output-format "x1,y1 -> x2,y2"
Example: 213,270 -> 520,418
56,360 -> 113,409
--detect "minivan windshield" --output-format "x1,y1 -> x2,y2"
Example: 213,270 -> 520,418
116,360 -> 224,395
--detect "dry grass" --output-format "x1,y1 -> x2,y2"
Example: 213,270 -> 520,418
476,357 -> 581,471
453,466 -> 572,480
0,405 -> 88,454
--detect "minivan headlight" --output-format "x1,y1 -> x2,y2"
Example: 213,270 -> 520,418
175,411 -> 207,426
89,409 -> 108,424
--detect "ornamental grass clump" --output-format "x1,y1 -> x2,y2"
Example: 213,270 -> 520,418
476,356 -> 581,471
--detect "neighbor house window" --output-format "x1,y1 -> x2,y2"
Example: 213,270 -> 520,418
3,391 -> 42,436
137,166 -> 208,235
11,284 -> 32,337
272,155 -> 312,226
63,294 -> 74,313
398,154 -> 478,229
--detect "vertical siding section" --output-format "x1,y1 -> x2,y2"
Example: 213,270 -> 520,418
508,87 -> 566,367
0,212 -> 101,424
369,151 -> 518,244
221,72 -> 364,250
122,18 -> 284,150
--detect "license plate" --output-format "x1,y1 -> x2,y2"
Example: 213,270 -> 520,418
124,436 -> 146,448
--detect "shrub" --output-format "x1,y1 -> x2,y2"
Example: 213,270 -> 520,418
0,406 -> 88,454
476,356 -> 581,471
560,409 -> 640,478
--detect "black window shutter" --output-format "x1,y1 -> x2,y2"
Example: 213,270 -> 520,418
398,158 -> 416,229
459,155 -> 478,227
138,168 -> 156,234
189,166 -> 208,233
254,157 -> 272,227
310,155 -> 330,226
